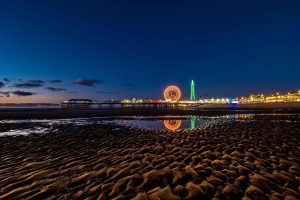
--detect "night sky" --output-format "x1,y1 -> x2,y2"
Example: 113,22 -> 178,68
0,1 -> 299,103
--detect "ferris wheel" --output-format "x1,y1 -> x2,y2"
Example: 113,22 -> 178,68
164,85 -> 181,102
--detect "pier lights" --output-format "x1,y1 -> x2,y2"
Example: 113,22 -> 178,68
164,85 -> 181,102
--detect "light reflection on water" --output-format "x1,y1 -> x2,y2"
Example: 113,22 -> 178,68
0,115 -> 240,136
109,114 -> 257,131
1,113 -> 297,136
0,127 -> 49,136
164,120 -> 182,131
111,117 -> 227,131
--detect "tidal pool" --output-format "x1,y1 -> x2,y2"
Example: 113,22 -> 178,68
0,115 -> 255,136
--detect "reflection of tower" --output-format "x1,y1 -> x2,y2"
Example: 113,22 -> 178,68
190,80 -> 195,101
190,116 -> 196,129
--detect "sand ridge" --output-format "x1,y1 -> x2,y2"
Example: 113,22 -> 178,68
0,115 -> 299,199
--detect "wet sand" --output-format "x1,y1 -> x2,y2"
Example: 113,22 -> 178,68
0,115 -> 299,199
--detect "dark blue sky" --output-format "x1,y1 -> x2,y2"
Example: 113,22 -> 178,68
0,0 -> 299,103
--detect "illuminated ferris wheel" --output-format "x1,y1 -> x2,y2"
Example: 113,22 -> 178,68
164,85 -> 181,102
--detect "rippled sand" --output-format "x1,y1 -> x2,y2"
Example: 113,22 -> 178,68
0,115 -> 299,199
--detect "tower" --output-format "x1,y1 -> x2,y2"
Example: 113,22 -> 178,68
190,80 -> 195,101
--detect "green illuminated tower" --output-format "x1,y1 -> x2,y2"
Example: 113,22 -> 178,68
190,80 -> 195,101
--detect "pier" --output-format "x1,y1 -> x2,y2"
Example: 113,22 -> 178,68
61,101 -> 204,109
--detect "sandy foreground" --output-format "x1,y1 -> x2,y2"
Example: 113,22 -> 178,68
0,115 -> 299,199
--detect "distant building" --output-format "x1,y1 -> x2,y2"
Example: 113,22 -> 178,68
238,90 -> 300,103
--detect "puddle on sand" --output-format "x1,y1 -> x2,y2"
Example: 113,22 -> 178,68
0,115 -> 256,136
0,127 -> 49,136
109,117 -> 229,131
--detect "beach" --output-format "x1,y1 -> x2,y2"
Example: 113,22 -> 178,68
0,113 -> 299,199
2,0 -> 300,199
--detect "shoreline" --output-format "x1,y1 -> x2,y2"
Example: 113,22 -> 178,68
0,107 -> 300,120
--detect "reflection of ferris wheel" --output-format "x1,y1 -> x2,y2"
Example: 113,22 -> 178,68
164,85 -> 181,102
163,120 -> 181,131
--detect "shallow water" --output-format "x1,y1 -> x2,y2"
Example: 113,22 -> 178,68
0,114 -> 299,136
107,116 -> 235,131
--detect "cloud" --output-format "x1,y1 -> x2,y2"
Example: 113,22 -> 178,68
0,91 -> 10,97
13,83 -> 43,88
28,80 -> 45,84
13,80 -> 45,88
3,78 -> 10,82
0,81 -> 5,88
45,87 -> 66,92
75,79 -> 103,87
69,91 -> 79,94
11,91 -> 36,96
49,80 -> 63,83
0,90 -> 36,97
